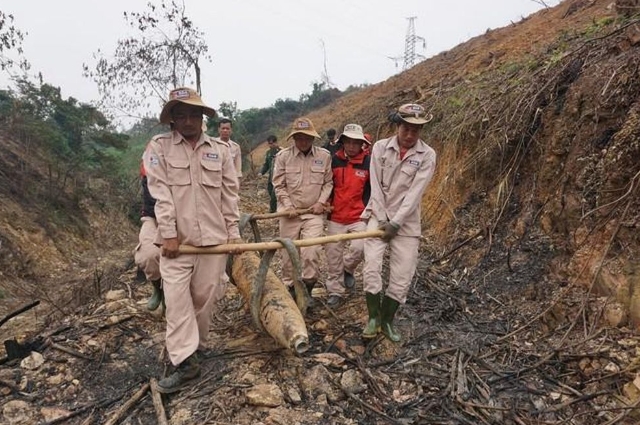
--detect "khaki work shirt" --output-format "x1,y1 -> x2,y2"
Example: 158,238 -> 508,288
228,139 -> 242,179
272,145 -> 333,211
144,131 -> 240,246
362,136 -> 436,237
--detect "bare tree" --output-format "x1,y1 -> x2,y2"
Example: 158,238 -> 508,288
530,0 -> 550,8
83,1 -> 211,119
0,11 -> 30,75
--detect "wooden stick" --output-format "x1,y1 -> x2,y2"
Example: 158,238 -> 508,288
48,341 -> 94,361
248,208 -> 312,220
149,379 -> 169,425
0,300 -> 40,328
103,383 -> 150,425
179,229 -> 384,255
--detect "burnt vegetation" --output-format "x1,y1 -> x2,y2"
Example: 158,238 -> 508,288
2,1 -> 640,424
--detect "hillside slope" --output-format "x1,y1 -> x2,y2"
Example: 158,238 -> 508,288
254,0 -> 640,325
3,1 -> 640,424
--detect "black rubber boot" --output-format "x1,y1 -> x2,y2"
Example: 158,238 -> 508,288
147,279 -> 163,311
362,292 -> 381,339
343,271 -> 356,290
301,279 -> 317,307
380,295 -> 401,342
303,278 -> 317,295
157,353 -> 200,394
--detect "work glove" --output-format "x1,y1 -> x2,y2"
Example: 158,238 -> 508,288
378,221 -> 400,242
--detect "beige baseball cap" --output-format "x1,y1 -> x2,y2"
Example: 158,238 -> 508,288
396,103 -> 433,125
159,87 -> 217,124
338,123 -> 370,145
286,117 -> 321,140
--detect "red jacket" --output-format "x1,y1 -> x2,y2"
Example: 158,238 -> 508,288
329,148 -> 371,224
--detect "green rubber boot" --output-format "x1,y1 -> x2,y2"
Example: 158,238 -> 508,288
147,279 -> 163,311
380,295 -> 401,342
362,292 -> 381,339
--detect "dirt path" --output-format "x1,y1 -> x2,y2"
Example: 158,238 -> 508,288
1,175 -> 639,424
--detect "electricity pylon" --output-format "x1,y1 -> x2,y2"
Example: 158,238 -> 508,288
388,16 -> 426,71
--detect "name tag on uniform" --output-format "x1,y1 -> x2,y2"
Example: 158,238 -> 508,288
408,159 -> 421,167
313,159 -> 324,165
355,170 -> 367,178
203,152 -> 219,161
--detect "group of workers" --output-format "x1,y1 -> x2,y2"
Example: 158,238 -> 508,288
134,87 -> 436,393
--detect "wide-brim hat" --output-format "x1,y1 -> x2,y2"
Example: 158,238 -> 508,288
338,123 -> 370,145
287,117 -> 321,140
396,103 -> 433,125
159,87 -> 217,124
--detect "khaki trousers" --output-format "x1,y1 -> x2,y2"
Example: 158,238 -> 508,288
134,217 -> 161,281
325,220 -> 366,296
279,213 -> 324,287
363,217 -> 420,303
161,253 -> 227,365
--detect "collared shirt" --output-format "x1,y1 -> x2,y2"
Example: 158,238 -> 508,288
144,130 -> 240,246
215,137 -> 242,179
329,148 -> 370,225
272,145 -> 333,211
362,136 -> 436,237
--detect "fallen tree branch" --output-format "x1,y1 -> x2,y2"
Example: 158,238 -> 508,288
0,300 -> 40,329
47,340 -> 94,361
149,379 -> 169,425
103,382 -> 150,425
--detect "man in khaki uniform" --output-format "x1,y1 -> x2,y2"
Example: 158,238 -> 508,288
144,87 -> 241,393
217,118 -> 242,180
272,117 -> 333,298
361,104 -> 436,342
134,152 -> 163,311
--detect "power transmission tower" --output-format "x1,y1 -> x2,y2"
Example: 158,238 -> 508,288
404,17 -> 426,69
388,17 -> 426,71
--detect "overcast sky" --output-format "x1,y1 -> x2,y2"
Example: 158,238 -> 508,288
1,0 -> 561,116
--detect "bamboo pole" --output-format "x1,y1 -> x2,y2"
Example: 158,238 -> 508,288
247,208 -> 312,220
179,229 -> 384,255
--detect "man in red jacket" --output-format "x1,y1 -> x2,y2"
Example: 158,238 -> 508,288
324,124 -> 371,307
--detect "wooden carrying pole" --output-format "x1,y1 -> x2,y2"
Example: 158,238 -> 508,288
179,229 -> 384,255
246,208 -> 312,221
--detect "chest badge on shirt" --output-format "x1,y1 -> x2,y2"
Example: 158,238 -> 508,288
355,170 -> 367,178
203,152 -> 220,161
313,159 -> 324,165
408,159 -> 421,167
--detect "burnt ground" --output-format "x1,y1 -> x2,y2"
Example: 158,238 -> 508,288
3,1 -> 640,424
2,177 -> 640,425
